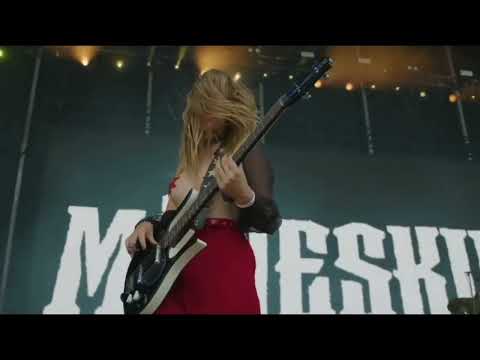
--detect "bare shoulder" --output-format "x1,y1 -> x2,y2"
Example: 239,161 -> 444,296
168,172 -> 195,207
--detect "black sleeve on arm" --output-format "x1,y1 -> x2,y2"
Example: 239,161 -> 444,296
236,144 -> 282,235
135,210 -> 178,235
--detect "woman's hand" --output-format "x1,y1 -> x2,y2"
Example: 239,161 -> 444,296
125,222 -> 158,256
213,154 -> 254,206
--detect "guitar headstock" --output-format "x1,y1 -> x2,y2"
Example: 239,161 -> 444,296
281,57 -> 334,108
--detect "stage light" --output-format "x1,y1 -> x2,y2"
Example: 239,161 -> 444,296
175,46 -> 187,72
395,86 -> 400,91
72,46 -> 99,67
314,80 -> 322,88
289,75 -> 293,80
346,82 -> 354,91
472,95 -> 476,100
263,73 -> 268,78
460,69 -> 474,77
420,91 -> 427,98
248,48 -> 253,53
234,72 -> 241,81
116,60 -> 124,69
449,94 -> 457,103
371,84 -> 376,89
0,49 -> 4,58
301,51 -> 315,59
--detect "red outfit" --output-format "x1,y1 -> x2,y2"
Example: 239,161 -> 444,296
154,179 -> 260,315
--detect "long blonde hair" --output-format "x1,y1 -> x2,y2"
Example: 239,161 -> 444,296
176,69 -> 259,177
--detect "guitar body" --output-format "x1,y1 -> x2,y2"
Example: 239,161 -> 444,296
122,189 -> 207,315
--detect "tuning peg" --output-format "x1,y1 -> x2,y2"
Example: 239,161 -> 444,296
126,294 -> 133,304
133,290 -> 141,301
302,92 -> 312,100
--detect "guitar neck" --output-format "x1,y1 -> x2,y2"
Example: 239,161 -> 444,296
232,98 -> 286,164
165,57 -> 334,247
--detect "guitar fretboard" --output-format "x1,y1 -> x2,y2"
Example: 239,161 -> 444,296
162,57 -> 333,248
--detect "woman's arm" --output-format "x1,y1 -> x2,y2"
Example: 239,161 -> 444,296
235,144 -> 282,234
